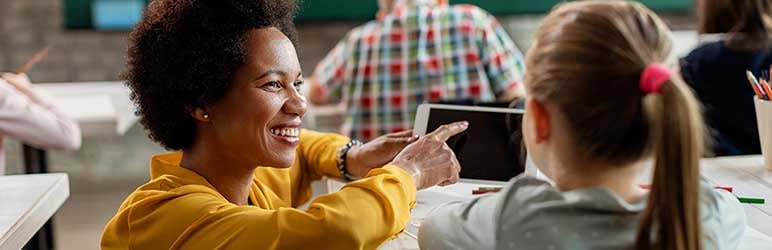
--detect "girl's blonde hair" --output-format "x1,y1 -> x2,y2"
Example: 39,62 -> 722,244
525,1 -> 704,249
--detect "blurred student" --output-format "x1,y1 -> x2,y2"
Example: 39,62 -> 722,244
681,0 -> 772,155
0,73 -> 81,174
418,1 -> 745,249
310,0 -> 525,141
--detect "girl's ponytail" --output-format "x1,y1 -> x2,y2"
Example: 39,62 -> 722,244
636,66 -> 703,250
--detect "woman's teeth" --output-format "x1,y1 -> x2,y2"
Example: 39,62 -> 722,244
270,128 -> 299,137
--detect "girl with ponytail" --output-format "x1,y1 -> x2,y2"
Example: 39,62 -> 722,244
418,1 -> 746,249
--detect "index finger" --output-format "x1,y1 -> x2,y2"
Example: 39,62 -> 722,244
426,121 -> 468,142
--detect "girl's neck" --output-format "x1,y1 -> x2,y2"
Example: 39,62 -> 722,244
548,157 -> 648,204
180,141 -> 255,206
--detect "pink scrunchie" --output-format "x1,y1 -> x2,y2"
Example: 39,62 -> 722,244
639,64 -> 672,94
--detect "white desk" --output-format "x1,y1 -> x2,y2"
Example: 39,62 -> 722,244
34,81 -> 138,137
24,82 -> 135,248
0,173 -> 69,249
701,155 -> 772,235
380,179 -> 505,250
371,155 -> 772,249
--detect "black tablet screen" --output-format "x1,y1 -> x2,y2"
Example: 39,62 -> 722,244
426,108 -> 525,181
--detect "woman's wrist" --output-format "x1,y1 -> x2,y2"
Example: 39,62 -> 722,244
344,144 -> 368,177
337,139 -> 363,181
390,159 -> 422,189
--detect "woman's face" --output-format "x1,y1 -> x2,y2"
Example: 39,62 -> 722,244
207,27 -> 306,168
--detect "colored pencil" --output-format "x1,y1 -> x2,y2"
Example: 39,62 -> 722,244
15,46 -> 50,74
745,70 -> 764,99
477,186 -> 503,191
762,79 -> 772,100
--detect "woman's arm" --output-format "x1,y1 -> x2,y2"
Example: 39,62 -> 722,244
103,166 -> 417,249
0,74 -> 81,150
202,168 -> 414,249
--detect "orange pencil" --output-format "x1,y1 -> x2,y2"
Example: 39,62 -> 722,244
762,79 -> 772,101
15,46 -> 50,74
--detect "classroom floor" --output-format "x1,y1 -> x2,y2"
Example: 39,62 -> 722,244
53,178 -> 144,250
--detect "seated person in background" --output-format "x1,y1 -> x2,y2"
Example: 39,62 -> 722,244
680,0 -> 772,155
310,0 -> 525,141
0,73 -> 81,174
101,0 -> 465,249
419,1 -> 745,249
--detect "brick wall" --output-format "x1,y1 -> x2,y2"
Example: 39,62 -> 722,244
0,0 -> 127,82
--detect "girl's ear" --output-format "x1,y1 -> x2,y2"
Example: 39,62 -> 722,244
527,98 -> 551,143
191,106 -> 210,122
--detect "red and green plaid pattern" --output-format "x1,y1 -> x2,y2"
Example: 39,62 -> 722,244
311,0 -> 525,141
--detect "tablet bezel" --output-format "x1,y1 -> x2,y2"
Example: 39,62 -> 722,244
413,103 -> 525,136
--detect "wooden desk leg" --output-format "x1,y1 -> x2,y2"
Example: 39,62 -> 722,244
21,145 -> 55,250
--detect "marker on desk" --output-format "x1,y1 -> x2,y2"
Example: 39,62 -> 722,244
638,184 -> 733,193
472,189 -> 499,195
737,196 -> 765,204
472,186 -> 502,195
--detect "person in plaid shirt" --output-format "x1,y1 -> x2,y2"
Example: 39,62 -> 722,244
310,0 -> 525,141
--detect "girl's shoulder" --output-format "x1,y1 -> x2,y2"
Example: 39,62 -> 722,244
698,181 -> 747,249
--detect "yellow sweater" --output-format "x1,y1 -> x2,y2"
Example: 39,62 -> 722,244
101,130 -> 416,249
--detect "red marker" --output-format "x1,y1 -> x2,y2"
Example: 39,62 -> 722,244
639,184 -> 732,193
472,189 -> 500,195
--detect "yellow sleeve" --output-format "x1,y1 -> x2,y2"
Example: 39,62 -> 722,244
297,129 -> 350,180
107,167 -> 417,249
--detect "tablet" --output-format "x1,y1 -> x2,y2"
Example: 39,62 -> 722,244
414,104 -> 526,181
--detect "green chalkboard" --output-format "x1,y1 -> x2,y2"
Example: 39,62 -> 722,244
296,0 -> 693,22
64,0 -> 151,29
64,0 -> 693,29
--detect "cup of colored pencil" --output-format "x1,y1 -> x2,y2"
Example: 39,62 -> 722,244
747,69 -> 772,171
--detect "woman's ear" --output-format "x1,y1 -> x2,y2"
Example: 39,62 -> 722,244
191,107 -> 210,122
527,98 -> 551,143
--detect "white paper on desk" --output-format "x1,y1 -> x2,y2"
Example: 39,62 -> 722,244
738,227 -> 772,250
412,183 -> 483,220
52,94 -> 115,121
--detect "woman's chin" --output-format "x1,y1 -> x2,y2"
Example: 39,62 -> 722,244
263,152 -> 296,168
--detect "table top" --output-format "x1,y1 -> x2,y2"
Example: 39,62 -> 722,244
700,155 -> 772,235
378,155 -> 772,249
0,173 -> 69,249
34,81 -> 137,137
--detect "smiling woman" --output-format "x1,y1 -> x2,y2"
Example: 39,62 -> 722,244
100,0 -> 467,249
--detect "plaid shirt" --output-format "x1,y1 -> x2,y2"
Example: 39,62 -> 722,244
311,0 -> 525,141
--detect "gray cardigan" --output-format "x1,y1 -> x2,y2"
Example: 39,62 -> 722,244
418,175 -> 746,250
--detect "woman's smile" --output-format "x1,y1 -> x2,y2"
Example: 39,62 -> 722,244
268,123 -> 301,147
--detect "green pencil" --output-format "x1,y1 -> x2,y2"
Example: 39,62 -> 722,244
737,196 -> 765,204
477,186 -> 502,191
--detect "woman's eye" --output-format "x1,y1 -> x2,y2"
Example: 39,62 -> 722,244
262,81 -> 282,90
293,81 -> 304,89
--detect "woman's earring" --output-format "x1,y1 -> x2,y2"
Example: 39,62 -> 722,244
203,113 -> 209,120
